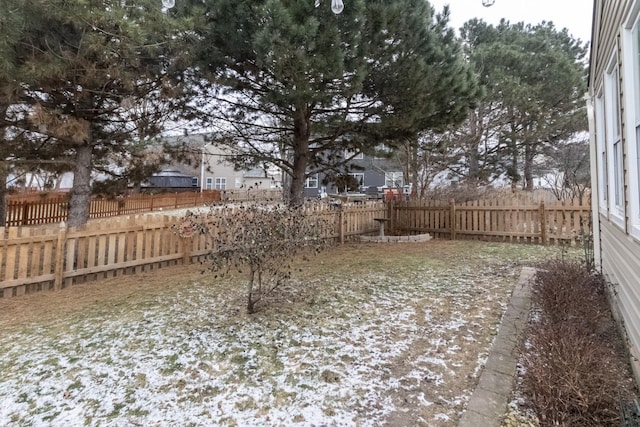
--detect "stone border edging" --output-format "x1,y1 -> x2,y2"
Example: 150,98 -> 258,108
457,266 -> 536,427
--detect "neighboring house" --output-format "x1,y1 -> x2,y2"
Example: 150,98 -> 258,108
200,143 -> 277,192
589,0 -> 640,380
303,148 -> 405,199
155,134 -> 279,193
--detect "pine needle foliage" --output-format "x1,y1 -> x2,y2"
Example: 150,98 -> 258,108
184,0 -> 480,206
0,0 -> 194,226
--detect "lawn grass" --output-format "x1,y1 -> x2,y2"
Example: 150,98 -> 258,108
0,240 -> 581,426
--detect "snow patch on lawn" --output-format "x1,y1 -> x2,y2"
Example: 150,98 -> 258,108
0,261 -> 525,426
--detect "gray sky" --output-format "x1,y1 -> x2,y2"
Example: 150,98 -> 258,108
428,0 -> 593,44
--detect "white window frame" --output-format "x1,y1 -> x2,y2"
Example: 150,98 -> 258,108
305,174 -> 319,189
191,177 -> 198,188
595,92 -> 608,214
385,171 -> 403,188
205,177 -> 214,190
235,177 -> 242,189
604,53 -> 625,226
215,177 -> 226,190
626,15 -> 640,239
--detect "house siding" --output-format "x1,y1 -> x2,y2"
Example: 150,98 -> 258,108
303,155 -> 403,199
599,220 -> 640,377
591,0 -> 640,382
591,1 -> 629,90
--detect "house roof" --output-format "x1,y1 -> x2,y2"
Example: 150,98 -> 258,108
152,170 -> 194,178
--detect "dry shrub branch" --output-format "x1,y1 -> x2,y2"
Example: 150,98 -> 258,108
178,203 -> 334,313
521,261 -> 638,426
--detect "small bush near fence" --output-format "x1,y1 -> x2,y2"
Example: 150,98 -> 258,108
519,261 -> 639,426
177,203 -> 334,313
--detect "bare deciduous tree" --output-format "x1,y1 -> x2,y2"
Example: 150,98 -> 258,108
178,204 -> 333,313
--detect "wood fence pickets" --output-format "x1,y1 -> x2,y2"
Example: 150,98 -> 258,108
126,217 -> 135,274
143,222 -> 153,273
0,198 -> 590,298
29,229 -> 41,283
5,191 -> 224,226
5,228 -> 18,287
115,227 -> 125,277
135,218 -> 145,274
15,227 -> 28,296
153,220 -> 162,269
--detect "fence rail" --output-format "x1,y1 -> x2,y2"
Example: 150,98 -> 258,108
392,198 -> 590,244
220,189 -> 283,203
5,191 -> 222,226
0,198 -> 590,298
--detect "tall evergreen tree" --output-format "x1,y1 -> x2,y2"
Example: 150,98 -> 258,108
456,19 -> 588,190
187,0 -> 480,206
0,0 -> 192,226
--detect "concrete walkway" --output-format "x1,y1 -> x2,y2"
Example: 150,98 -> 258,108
458,267 -> 536,427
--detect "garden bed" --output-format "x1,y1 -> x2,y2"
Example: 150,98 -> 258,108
505,261 -> 640,426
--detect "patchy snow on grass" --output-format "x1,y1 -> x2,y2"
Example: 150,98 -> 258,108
0,242 -> 570,426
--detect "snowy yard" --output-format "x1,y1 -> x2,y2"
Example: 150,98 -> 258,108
0,241 -> 576,426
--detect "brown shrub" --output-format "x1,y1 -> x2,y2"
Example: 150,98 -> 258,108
520,261 -> 638,427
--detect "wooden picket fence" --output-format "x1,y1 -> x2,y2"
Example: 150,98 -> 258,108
392,198 -> 591,244
220,189 -> 283,203
0,198 -> 590,298
0,202 -> 386,298
5,191 -> 222,226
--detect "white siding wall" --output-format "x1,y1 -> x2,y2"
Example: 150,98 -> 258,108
591,0 -> 640,381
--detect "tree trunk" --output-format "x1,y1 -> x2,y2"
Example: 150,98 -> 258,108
247,269 -> 256,314
288,106 -> 311,207
0,103 -> 8,227
468,148 -> 480,187
406,142 -> 420,198
68,142 -> 92,227
523,142 -> 535,191
467,110 -> 481,187
0,162 -> 7,227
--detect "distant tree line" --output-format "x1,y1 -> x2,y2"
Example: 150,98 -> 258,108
0,1 -> 587,226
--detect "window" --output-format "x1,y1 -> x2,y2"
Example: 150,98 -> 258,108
595,94 -> 607,211
604,54 -> 624,222
344,150 -> 364,160
205,177 -> 213,190
235,177 -> 242,189
385,171 -> 403,188
305,174 -> 319,188
614,141 -> 623,207
215,177 -> 227,190
630,20 -> 640,237
191,177 -> 198,187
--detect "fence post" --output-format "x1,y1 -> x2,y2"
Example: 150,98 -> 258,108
20,201 -> 30,226
539,201 -> 547,245
387,201 -> 395,234
339,205 -> 345,244
175,193 -> 179,209
182,236 -> 193,265
450,199 -> 456,240
54,221 -> 67,291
